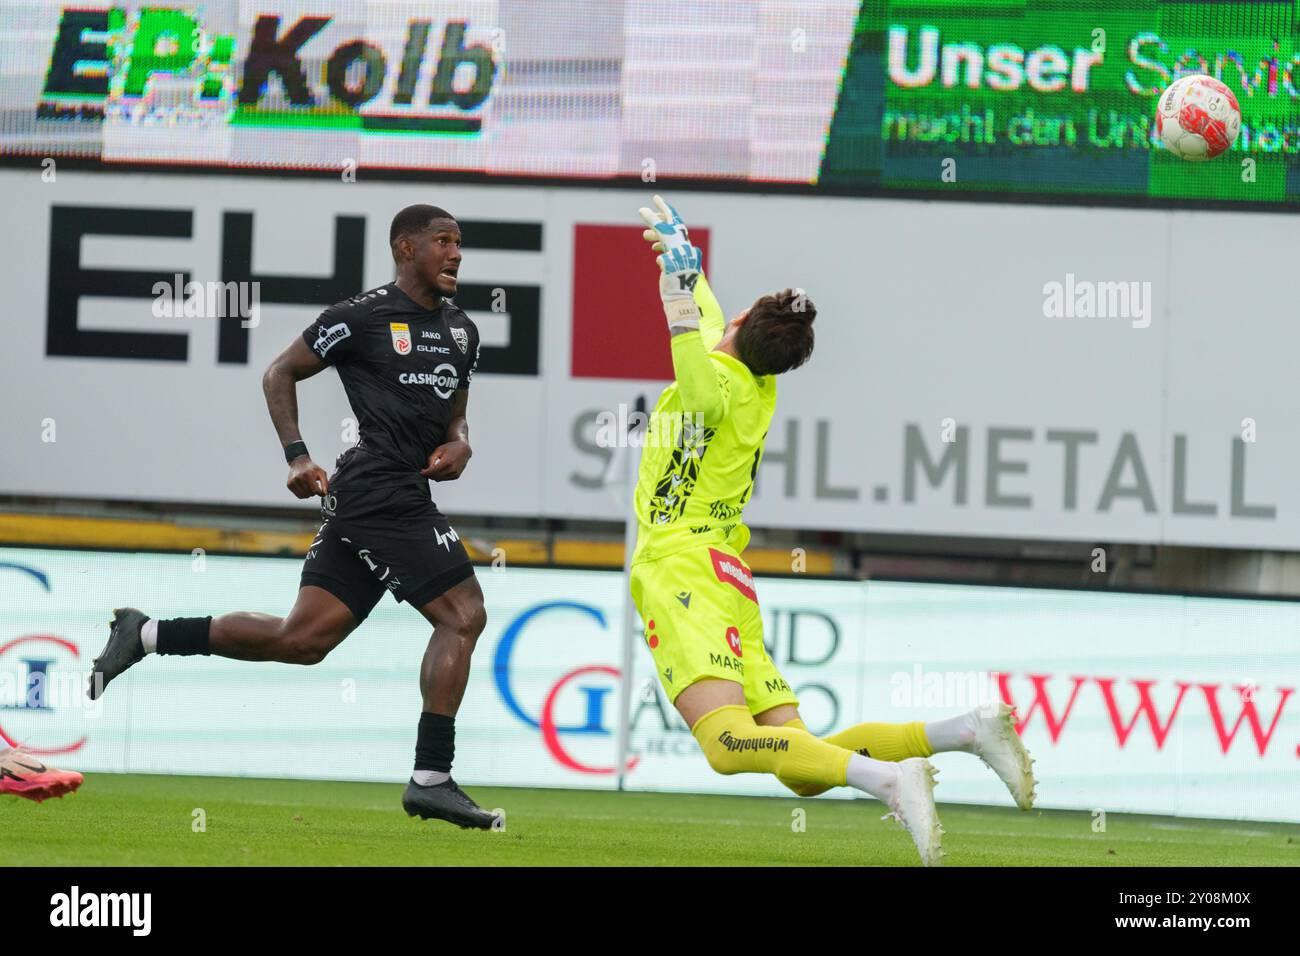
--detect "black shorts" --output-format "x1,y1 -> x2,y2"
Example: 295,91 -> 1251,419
299,489 -> 474,623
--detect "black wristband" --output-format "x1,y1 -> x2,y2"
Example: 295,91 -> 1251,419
284,440 -> 309,463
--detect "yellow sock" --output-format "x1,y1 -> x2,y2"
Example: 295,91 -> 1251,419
828,720 -> 934,762
778,718 -> 934,797
690,705 -> 852,789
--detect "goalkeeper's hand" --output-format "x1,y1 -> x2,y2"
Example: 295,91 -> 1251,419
638,195 -> 703,332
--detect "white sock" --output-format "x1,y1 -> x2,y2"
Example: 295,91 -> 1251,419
412,770 -> 450,787
140,618 -> 158,655
925,709 -> 979,753
844,754 -> 900,804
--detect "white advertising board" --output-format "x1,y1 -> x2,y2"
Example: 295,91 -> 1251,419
2,548 -> 1295,821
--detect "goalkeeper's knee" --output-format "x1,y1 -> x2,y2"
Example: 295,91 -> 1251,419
691,705 -> 849,789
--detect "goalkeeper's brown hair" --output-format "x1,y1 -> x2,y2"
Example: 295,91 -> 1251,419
735,288 -> 816,376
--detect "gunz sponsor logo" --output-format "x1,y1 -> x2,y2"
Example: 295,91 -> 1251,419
49,886 -> 151,937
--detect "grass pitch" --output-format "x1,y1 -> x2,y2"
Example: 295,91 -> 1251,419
2,773 -> 1296,867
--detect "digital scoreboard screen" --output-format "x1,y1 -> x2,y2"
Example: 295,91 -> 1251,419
1,0 -> 1296,206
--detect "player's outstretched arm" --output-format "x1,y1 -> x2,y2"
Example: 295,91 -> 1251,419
263,337 -> 331,498
638,196 -> 729,425
640,196 -> 727,350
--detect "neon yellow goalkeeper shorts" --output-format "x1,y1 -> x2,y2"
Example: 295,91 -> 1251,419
629,545 -> 799,715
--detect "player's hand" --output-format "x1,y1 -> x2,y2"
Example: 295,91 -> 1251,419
639,195 -> 703,330
287,457 -> 329,499
422,440 -> 471,481
639,194 -> 690,253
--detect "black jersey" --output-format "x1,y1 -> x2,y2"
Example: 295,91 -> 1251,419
301,283 -> 481,494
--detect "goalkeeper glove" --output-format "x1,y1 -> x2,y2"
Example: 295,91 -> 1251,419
638,195 -> 703,333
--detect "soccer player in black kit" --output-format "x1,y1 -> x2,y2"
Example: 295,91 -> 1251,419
87,205 -> 499,829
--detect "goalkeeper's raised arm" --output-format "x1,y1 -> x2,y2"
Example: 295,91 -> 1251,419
639,195 -> 731,424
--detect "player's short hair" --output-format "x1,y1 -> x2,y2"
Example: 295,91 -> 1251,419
389,204 -> 456,245
735,288 -> 816,376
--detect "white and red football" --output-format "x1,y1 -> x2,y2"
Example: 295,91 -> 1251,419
1156,73 -> 1241,161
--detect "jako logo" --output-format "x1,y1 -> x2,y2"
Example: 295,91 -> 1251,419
40,8 -> 497,134
50,886 -> 151,937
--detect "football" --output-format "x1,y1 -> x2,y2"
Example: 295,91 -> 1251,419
1156,73 -> 1241,161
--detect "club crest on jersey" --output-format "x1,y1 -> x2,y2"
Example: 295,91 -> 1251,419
390,322 -> 412,355
450,326 -> 469,354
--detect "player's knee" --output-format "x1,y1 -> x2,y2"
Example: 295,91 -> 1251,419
698,741 -> 743,776
464,600 -> 487,639
279,623 -> 340,665
441,600 -> 491,647
446,598 -> 486,641
691,705 -> 758,776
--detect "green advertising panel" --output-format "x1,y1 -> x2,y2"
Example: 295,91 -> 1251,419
823,1 -> 1300,203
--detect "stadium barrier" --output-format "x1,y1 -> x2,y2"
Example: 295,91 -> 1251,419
2,546 -> 1294,822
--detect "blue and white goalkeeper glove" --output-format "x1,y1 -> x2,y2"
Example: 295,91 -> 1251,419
638,195 -> 703,333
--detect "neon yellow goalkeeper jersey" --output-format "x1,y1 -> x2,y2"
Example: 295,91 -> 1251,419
631,274 -> 776,565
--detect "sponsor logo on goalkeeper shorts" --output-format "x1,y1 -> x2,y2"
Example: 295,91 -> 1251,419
708,651 -> 744,674
709,548 -> 757,602
717,731 -> 789,754
724,626 -> 743,657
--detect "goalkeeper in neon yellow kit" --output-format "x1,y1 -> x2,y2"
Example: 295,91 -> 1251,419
630,197 -> 1038,867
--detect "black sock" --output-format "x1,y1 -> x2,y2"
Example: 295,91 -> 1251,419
156,616 -> 212,656
415,712 -> 455,774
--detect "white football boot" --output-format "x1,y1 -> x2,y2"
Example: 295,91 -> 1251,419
884,758 -> 945,867
972,702 -> 1037,810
